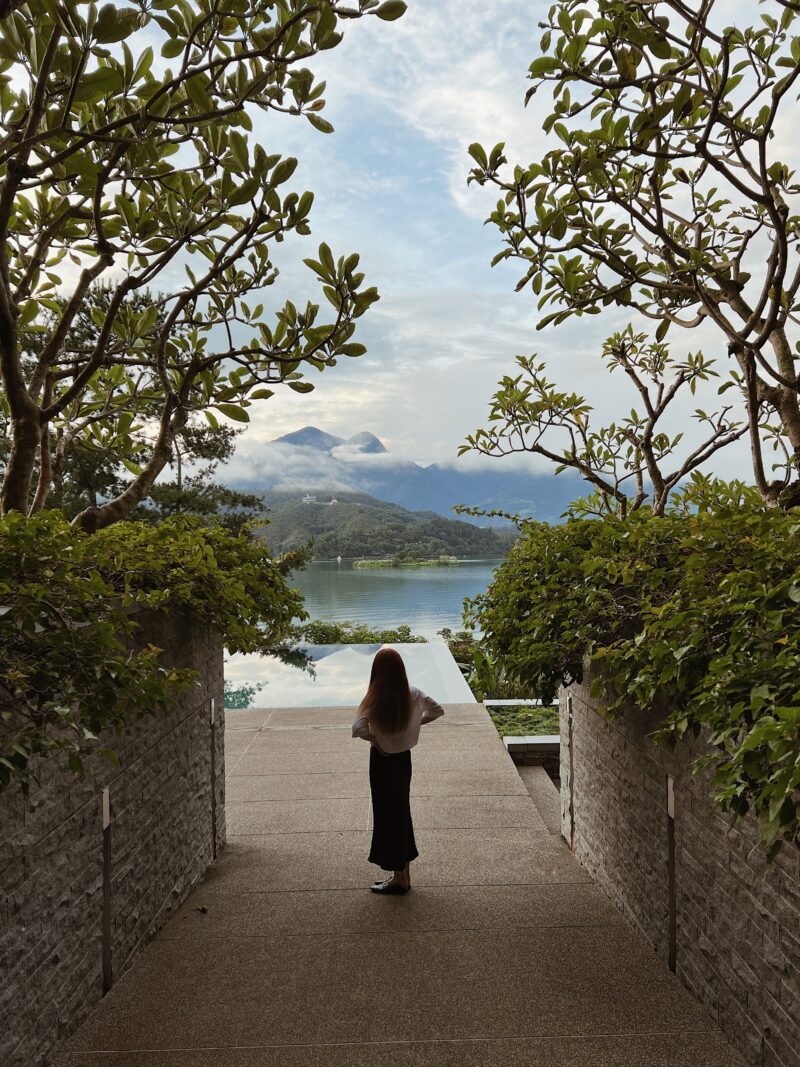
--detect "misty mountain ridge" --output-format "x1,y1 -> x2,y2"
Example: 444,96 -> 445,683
275,427 -> 388,454
229,426 -> 583,525
262,489 -> 518,559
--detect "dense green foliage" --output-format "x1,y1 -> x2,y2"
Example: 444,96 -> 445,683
0,512 -> 303,787
263,490 -> 517,559
439,628 -> 538,701
297,619 -> 425,644
466,507 -> 800,853
486,704 -> 560,737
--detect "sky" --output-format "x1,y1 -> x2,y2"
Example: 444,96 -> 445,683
226,0 -> 640,472
10,0 -> 788,493
204,1 -> 793,488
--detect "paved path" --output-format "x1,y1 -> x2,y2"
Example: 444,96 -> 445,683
64,704 -> 744,1066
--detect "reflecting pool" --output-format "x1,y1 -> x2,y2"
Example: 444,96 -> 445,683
225,641 -> 475,709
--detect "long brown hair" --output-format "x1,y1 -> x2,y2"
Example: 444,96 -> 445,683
360,648 -> 412,734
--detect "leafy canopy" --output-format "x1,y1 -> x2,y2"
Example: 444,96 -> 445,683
468,0 -> 800,502
0,0 -> 405,526
463,327 -> 751,518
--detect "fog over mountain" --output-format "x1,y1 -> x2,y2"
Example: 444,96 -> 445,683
222,425 -> 583,524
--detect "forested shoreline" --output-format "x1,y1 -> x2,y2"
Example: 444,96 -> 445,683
261,490 -> 517,560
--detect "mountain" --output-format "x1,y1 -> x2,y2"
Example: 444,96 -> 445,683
228,426 -> 584,525
343,431 -> 387,454
260,489 -> 519,559
276,426 -> 344,451
274,427 -> 388,455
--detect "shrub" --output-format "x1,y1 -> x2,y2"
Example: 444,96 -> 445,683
486,705 -> 560,737
467,505 -> 800,854
297,619 -> 425,644
0,513 -> 304,788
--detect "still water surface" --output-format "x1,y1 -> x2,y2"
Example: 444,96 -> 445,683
225,642 -> 475,707
289,559 -> 503,635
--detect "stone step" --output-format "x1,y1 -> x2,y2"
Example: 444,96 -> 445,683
516,763 -> 562,835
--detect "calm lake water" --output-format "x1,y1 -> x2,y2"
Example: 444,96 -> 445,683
288,559 -> 503,636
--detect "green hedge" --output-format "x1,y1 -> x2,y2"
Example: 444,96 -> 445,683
0,513 -> 304,787
466,506 -> 800,854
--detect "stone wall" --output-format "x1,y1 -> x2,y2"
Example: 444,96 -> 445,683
561,677 -> 800,1067
0,611 -> 225,1067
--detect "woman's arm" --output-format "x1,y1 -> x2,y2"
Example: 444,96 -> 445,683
420,692 -> 445,724
352,711 -> 377,743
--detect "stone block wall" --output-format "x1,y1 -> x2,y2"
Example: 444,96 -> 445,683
561,677 -> 800,1067
0,611 -> 225,1067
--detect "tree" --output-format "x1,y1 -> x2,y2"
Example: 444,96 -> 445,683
0,0 -> 407,529
467,0 -> 800,504
2,282 -> 264,523
462,327 -> 753,517
136,422 -> 267,533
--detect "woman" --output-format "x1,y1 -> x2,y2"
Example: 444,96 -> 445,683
352,647 -> 445,894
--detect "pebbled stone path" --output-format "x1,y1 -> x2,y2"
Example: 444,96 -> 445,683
62,704 -> 745,1066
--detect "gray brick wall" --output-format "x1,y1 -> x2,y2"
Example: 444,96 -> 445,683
561,677 -> 800,1067
0,610 -> 225,1067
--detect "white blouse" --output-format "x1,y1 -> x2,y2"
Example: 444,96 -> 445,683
352,685 -> 445,754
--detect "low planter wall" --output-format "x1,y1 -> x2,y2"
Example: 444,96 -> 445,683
560,677 -> 800,1067
0,610 -> 225,1067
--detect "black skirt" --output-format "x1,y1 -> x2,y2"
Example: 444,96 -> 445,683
368,745 -> 419,871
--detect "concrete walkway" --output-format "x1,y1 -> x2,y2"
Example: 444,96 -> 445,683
64,704 -> 745,1066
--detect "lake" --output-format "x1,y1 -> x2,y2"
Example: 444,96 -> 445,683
224,559 -> 502,708
288,559 -> 503,636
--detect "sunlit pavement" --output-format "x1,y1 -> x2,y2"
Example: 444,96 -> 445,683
62,705 -> 745,1066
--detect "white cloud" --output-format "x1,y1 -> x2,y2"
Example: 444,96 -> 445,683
313,0 -> 547,220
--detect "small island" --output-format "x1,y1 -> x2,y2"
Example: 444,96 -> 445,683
354,555 -> 460,569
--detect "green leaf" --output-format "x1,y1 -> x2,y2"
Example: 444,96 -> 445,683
271,157 -> 298,185
287,380 -> 314,393
374,1 -> 407,21
318,242 -> 336,275
215,404 -> 250,423
306,113 -> 334,134
649,37 -> 671,60
133,46 -> 154,82
75,66 -> 123,101
529,56 -> 560,77
94,5 -> 139,44
229,130 -> 249,170
317,4 -> 337,40
161,38 -> 184,59
468,143 -> 488,168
